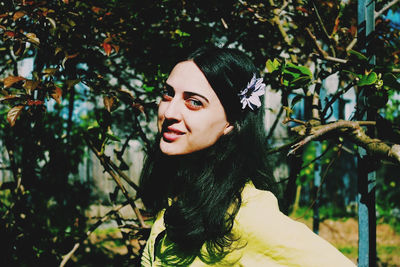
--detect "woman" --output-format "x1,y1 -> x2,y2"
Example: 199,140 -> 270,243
139,46 -> 355,266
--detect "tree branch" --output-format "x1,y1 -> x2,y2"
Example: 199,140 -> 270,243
60,202 -> 130,267
85,136 -> 147,228
375,0 -> 400,19
288,120 -> 400,164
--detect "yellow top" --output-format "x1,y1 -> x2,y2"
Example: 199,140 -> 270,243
141,182 -> 356,266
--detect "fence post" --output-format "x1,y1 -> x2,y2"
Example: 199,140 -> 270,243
357,0 -> 377,266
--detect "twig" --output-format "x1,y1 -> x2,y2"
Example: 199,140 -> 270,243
295,144 -> 343,220
310,0 -> 336,57
321,82 -> 354,119
60,202 -> 129,267
268,0 -> 295,63
375,0 -> 400,19
306,27 -> 328,57
266,106 -> 285,140
266,137 -> 303,155
295,146 -> 342,221
85,136 -> 147,228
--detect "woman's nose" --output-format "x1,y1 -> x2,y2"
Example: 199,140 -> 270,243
163,99 -> 182,121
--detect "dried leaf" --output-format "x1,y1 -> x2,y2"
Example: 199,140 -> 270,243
13,11 -> 25,21
112,44 -> 120,54
43,68 -> 58,76
66,79 -> 80,90
46,17 -> 56,29
132,102 -> 144,113
62,53 -> 79,68
51,86 -> 62,104
7,105 -> 24,127
102,42 -> 112,56
0,95 -> 21,102
13,40 -> 26,56
118,88 -> 135,102
54,47 -> 62,55
103,96 -> 114,112
26,33 -> 40,45
23,80 -> 40,94
3,76 -> 26,88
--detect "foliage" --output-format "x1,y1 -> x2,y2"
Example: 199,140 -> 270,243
1,0 -> 400,266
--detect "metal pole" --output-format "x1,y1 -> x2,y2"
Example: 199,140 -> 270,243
313,141 -> 321,234
357,1 -> 377,266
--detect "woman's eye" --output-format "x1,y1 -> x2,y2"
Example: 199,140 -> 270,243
186,98 -> 203,109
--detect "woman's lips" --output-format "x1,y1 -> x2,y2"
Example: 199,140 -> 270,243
162,127 -> 184,142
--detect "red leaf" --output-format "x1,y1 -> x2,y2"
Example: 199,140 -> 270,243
51,86 -> 62,104
7,105 -> 24,127
62,0 -> 69,4
3,76 -> 26,88
332,17 -> 340,35
5,31 -> 15,38
102,42 -> 112,56
27,100 -> 44,106
92,6 -> 101,13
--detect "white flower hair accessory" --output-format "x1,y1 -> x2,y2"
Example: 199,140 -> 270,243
238,74 -> 266,110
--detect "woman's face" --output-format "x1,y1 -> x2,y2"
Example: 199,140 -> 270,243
158,61 -> 233,155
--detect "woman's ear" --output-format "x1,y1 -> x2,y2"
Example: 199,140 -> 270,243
223,123 -> 234,135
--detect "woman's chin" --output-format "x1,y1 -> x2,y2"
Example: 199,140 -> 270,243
159,140 -> 184,156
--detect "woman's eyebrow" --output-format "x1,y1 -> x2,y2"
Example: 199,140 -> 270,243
183,91 -> 210,103
164,83 -> 174,91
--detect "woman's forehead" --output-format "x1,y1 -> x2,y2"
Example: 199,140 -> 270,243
166,61 -> 217,98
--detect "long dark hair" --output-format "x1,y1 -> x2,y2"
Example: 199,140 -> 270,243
139,46 -> 278,264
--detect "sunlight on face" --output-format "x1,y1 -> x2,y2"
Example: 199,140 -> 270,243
157,61 -> 233,155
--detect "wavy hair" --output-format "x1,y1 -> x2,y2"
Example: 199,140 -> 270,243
139,46 -> 279,264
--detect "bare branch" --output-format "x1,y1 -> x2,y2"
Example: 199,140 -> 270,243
288,120 -> 400,164
306,28 -> 328,57
85,136 -> 147,228
375,0 -> 400,19
60,202 -> 130,267
310,0 -> 336,57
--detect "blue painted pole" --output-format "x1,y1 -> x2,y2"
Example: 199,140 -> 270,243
357,1 -> 376,266
313,141 -> 321,234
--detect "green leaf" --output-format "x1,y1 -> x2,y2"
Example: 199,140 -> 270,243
266,59 -> 280,73
143,84 -> 155,92
382,73 -> 400,91
105,132 -> 121,142
289,76 -> 312,89
342,69 -> 362,79
357,72 -> 378,86
348,50 -> 368,62
286,62 -> 312,78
